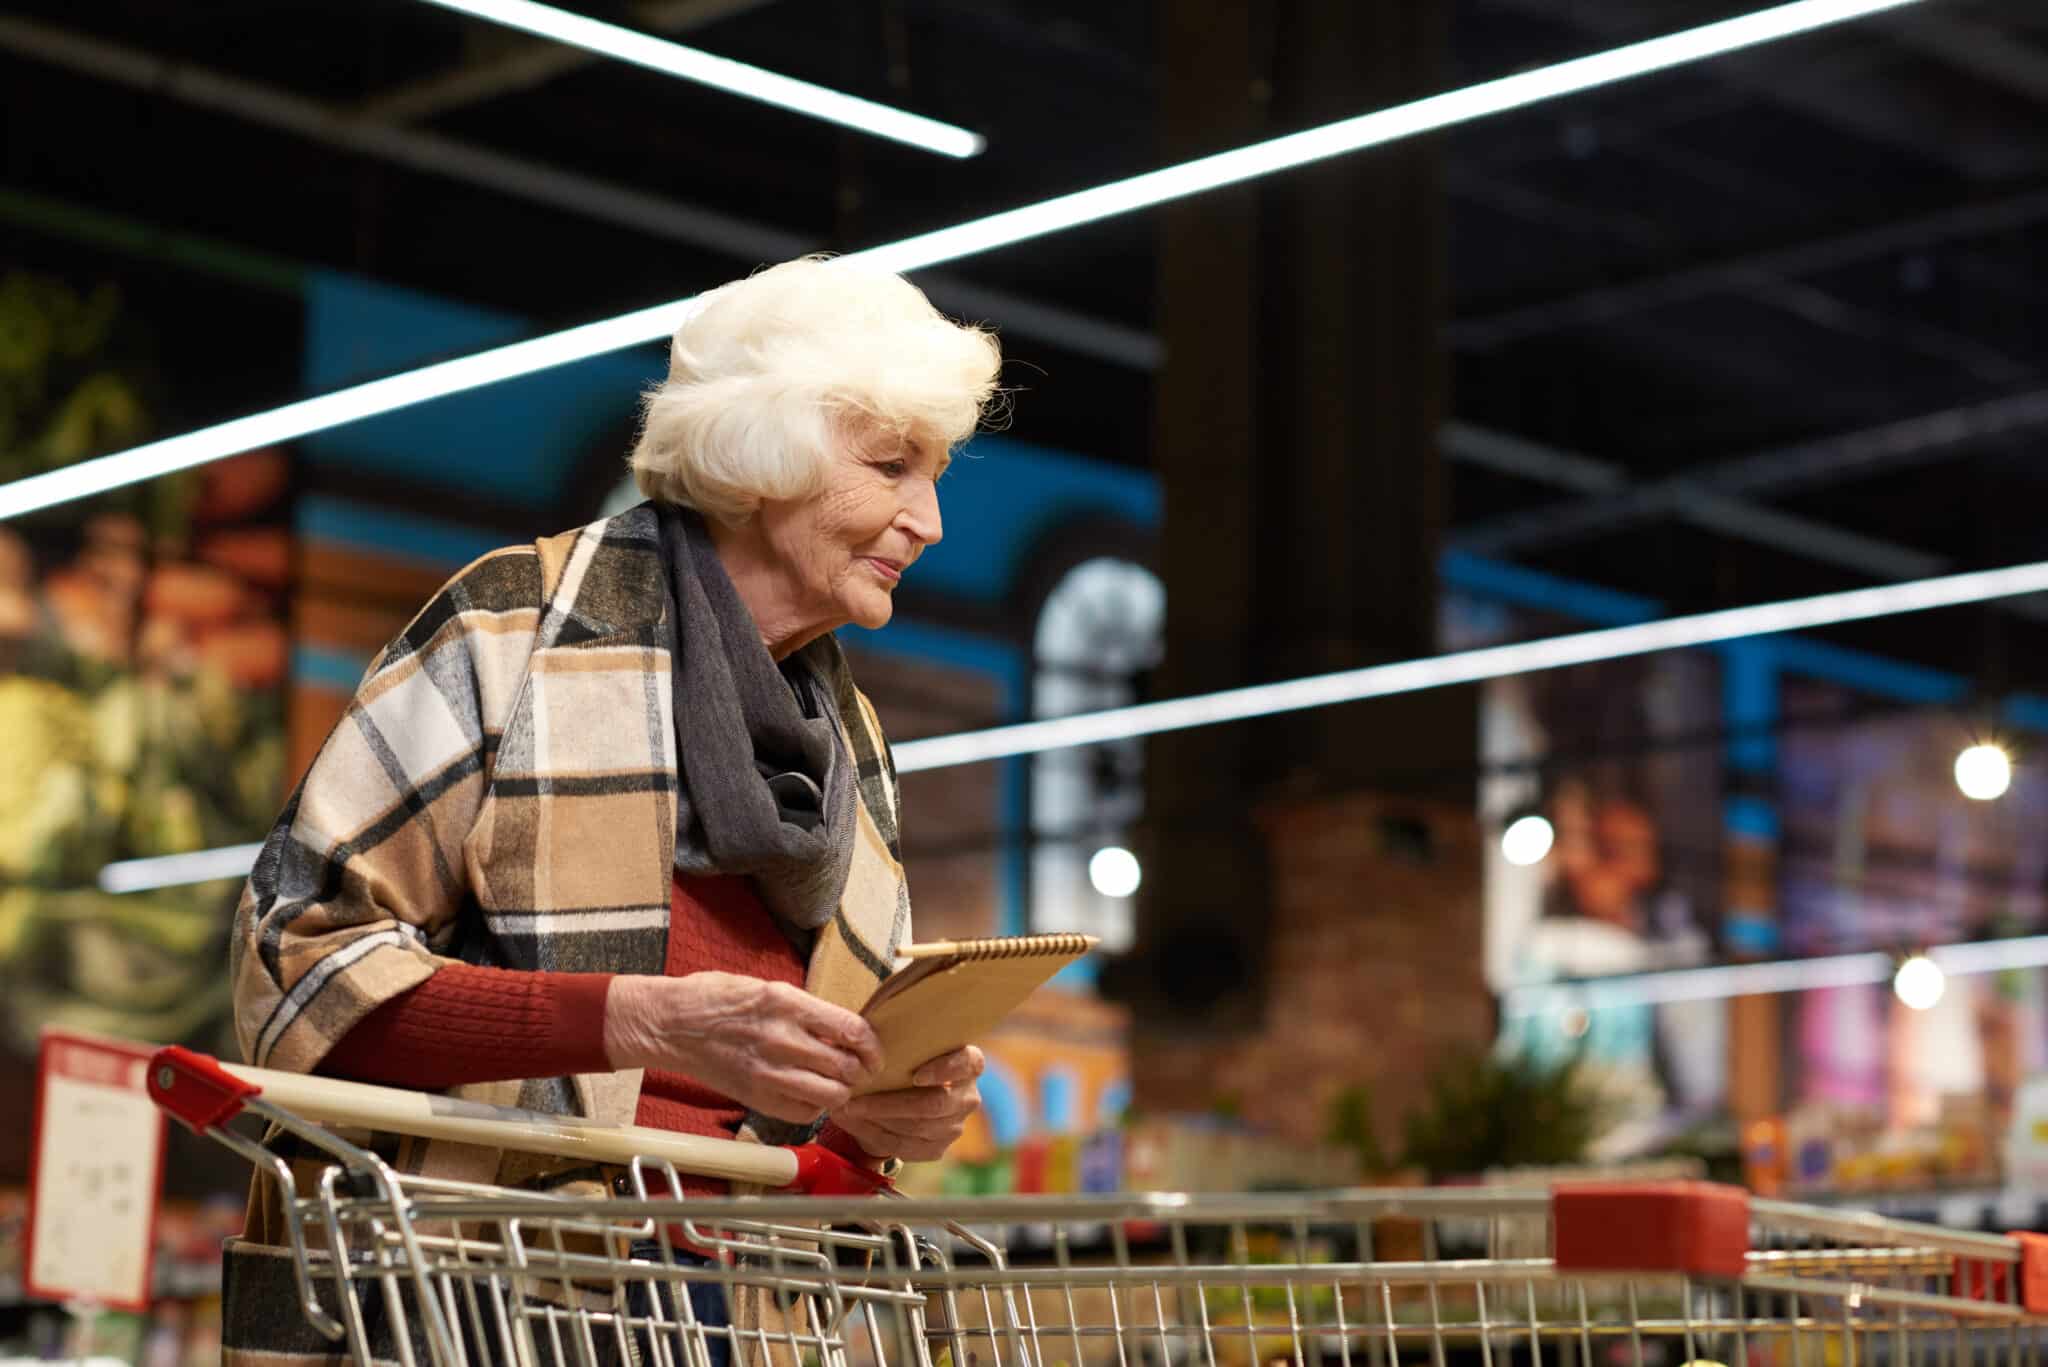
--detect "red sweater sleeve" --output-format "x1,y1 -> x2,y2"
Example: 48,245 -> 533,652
321,963 -> 615,1090
817,1120 -> 888,1168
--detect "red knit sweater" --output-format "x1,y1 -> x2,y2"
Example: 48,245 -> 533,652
322,872 -> 875,1185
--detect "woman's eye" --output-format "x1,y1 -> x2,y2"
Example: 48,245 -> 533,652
878,460 -> 909,477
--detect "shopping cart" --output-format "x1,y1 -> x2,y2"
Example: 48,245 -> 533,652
149,1046 -> 2048,1367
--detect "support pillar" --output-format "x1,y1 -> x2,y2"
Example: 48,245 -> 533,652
1723,642 -> 1784,1126
1127,1 -> 1469,1051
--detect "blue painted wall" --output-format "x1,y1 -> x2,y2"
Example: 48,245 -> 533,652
301,272 -> 660,506
912,434 -> 1159,604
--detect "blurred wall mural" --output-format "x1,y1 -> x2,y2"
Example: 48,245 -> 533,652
1475,617 -> 1729,1156
0,266 -> 291,1087
1455,556 -> 2048,1167
1779,679 -> 2048,1133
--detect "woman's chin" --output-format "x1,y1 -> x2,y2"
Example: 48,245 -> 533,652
849,595 -> 895,630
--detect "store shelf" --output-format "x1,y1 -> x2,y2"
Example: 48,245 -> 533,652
1798,1186 -> 2045,1231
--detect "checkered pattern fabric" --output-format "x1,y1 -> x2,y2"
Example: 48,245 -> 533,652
230,503 -> 909,1149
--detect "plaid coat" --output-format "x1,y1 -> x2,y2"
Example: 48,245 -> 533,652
230,502 -> 911,1180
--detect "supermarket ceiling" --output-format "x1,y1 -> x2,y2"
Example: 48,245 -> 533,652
4,0 -> 2048,686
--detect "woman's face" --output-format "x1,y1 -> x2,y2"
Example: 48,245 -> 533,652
754,421 -> 948,634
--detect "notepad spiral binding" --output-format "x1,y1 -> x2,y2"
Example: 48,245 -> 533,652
946,933 -> 1095,960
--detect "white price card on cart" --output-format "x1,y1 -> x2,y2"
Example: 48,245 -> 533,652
25,1030 -> 167,1312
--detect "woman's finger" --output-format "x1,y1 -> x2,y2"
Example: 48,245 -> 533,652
759,1021 -> 873,1086
755,1067 -> 852,1121
771,986 -> 886,1075
846,1114 -> 952,1159
842,1085 -> 969,1123
819,1015 -> 885,1077
909,1046 -> 984,1088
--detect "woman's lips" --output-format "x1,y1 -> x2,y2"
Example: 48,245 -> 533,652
863,557 -> 902,583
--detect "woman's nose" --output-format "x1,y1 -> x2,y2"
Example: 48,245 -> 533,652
902,479 -> 943,546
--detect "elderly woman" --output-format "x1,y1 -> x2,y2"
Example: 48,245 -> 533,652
224,256 -> 1002,1360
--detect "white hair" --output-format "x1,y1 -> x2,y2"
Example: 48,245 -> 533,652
630,256 -> 1003,523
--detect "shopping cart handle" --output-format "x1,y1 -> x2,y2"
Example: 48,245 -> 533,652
785,1143 -> 895,1196
149,1044 -> 263,1133
148,1045 -> 893,1195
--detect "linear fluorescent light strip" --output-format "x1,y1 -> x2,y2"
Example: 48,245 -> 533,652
98,841 -> 267,895
1502,935 -> 2048,1017
414,0 -> 983,159
893,557 -> 2048,771
100,555 -> 2048,892
0,0 -> 1920,524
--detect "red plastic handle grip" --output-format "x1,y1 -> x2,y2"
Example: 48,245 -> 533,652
783,1143 -> 895,1196
1956,1232 -> 2048,1313
148,1045 -> 262,1133
1552,1181 -> 1750,1279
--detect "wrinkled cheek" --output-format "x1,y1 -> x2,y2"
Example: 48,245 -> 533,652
799,548 -> 841,603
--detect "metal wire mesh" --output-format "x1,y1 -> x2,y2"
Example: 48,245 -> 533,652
240,1160 -> 2048,1367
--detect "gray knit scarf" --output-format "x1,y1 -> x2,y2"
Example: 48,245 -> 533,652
656,503 -> 859,936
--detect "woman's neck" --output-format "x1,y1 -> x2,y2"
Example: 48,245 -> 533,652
706,517 -> 839,661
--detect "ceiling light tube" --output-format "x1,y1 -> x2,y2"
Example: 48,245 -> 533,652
0,301 -> 695,523
103,554 -> 2048,893
853,0 -> 1921,276
97,841 -> 268,895
890,557 -> 2048,771
1505,953 -> 1895,1016
1503,934 -> 2048,1017
414,0 -> 984,158
0,0 -> 1920,523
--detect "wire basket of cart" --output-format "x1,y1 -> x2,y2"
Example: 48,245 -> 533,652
147,1047 -> 2048,1367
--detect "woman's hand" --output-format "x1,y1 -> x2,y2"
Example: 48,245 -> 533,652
831,1046 -> 984,1163
603,972 -> 884,1124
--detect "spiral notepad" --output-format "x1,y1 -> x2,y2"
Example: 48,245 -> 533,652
855,933 -> 1097,1095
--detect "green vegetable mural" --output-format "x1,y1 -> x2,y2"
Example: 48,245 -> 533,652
0,268 -> 289,1057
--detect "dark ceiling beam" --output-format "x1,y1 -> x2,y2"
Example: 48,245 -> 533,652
353,0 -> 778,125
0,186 -> 307,294
1445,420 -> 2048,621
1720,267 -> 2030,386
1447,421 -> 1917,575
1450,180 -> 2048,350
1455,82 -> 1745,178
1887,10 -> 2048,106
1450,386 -> 2048,558
1481,0 -> 2020,177
0,15 -> 798,255
1449,176 -> 1957,432
20,7 -> 2015,607
0,13 -> 1159,372
928,0 -> 1150,85
1450,164 -> 2039,385
1446,166 -> 1666,249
